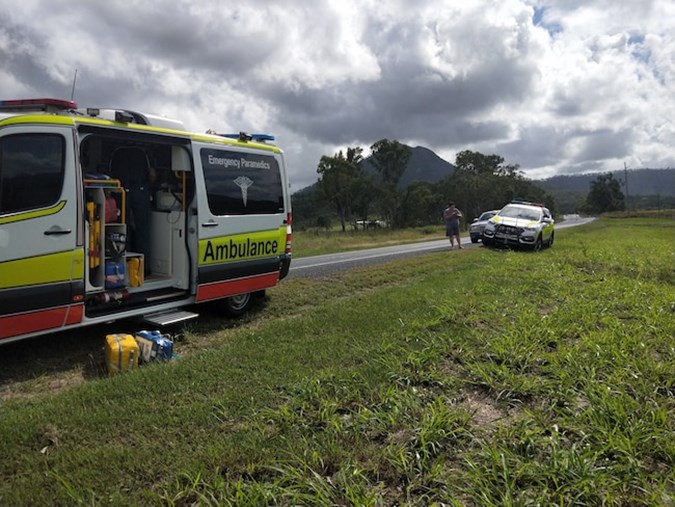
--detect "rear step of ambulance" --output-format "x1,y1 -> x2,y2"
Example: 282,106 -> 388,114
142,310 -> 199,327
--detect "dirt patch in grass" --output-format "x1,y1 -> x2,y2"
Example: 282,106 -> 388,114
460,389 -> 513,434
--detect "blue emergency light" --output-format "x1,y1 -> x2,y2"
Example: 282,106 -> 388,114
219,132 -> 275,143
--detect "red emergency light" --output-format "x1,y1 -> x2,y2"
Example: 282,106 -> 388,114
0,98 -> 78,112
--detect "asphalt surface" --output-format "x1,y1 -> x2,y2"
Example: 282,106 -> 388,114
287,215 -> 595,279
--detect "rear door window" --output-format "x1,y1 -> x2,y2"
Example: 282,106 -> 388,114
200,148 -> 283,216
0,133 -> 65,214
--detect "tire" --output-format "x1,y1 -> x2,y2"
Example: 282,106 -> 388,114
471,236 -> 479,244
222,292 -> 253,316
482,237 -> 493,247
533,236 -> 543,252
546,232 -> 554,248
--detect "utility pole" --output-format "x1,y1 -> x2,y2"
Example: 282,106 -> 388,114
624,162 -> 629,211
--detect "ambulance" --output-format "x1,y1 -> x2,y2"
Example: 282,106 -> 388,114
0,98 -> 292,345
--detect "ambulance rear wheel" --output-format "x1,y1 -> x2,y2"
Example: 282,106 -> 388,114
223,293 -> 253,316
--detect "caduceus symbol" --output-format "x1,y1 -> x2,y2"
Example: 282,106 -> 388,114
234,176 -> 253,206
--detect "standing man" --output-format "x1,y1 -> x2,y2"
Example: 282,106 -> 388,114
443,202 -> 463,249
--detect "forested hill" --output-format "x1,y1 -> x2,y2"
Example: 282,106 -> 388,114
360,145 -> 456,188
538,168 -> 675,196
293,145 -> 456,197
293,144 -> 674,198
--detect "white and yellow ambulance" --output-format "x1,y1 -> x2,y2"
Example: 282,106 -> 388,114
0,98 -> 292,344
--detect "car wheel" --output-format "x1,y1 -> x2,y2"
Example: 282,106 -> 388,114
471,236 -> 479,244
546,232 -> 554,248
222,292 -> 253,316
533,236 -> 543,252
482,237 -> 493,247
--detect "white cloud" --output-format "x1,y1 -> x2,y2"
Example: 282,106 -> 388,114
1,0 -> 674,189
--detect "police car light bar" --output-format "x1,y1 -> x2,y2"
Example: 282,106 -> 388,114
511,199 -> 545,207
0,98 -> 78,112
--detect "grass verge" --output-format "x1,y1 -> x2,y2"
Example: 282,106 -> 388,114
0,217 -> 673,506
292,224 -> 445,257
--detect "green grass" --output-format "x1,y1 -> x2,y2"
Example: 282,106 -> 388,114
292,224 -> 445,257
0,217 -> 673,506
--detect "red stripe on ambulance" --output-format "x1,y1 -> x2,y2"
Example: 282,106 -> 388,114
0,307 -> 70,340
196,273 -> 279,302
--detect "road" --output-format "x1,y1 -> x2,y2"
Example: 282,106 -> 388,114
287,215 -> 595,279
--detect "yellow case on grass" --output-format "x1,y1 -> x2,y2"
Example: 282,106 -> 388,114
105,334 -> 139,376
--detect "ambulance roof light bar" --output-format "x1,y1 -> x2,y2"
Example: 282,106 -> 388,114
218,132 -> 275,143
252,133 -> 275,142
0,98 -> 78,113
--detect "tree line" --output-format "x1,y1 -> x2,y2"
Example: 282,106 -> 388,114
293,139 -> 556,230
293,139 -> 632,230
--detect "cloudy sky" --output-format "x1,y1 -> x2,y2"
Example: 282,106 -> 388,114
2,0 -> 674,191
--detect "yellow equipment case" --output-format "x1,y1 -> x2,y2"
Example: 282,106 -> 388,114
105,334 -> 139,376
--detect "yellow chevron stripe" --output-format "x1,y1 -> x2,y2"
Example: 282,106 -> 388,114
0,201 -> 67,225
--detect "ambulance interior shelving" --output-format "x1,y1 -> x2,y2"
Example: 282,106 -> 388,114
80,132 -> 192,317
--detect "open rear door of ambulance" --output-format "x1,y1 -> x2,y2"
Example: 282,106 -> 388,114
0,124 -> 82,343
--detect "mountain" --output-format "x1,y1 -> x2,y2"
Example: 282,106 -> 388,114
361,145 -> 456,188
293,145 -> 675,205
293,145 -> 454,197
292,145 -> 455,197
537,168 -> 675,212
537,168 -> 675,196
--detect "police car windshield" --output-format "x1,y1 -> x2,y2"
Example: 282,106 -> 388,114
500,205 -> 541,221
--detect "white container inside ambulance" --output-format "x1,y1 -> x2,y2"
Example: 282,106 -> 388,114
0,99 -> 292,345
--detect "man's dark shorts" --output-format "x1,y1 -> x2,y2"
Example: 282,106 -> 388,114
446,221 -> 460,236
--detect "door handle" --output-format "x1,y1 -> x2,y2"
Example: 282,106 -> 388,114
201,220 -> 218,228
44,227 -> 72,236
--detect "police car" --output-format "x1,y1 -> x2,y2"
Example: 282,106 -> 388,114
469,209 -> 500,243
482,200 -> 554,250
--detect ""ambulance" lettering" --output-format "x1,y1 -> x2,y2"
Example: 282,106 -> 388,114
203,237 -> 279,262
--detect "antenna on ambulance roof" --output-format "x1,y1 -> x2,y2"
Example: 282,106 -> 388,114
70,69 -> 78,101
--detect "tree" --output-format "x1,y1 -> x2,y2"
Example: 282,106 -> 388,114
369,139 -> 412,227
584,173 -> 625,213
454,150 -> 507,176
350,173 -> 377,225
439,151 -> 511,219
316,147 -> 364,231
397,181 -> 444,227
438,150 -> 555,222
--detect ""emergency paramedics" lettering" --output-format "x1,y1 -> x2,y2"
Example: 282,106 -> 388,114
207,154 -> 271,170
202,237 -> 279,262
